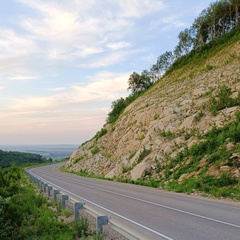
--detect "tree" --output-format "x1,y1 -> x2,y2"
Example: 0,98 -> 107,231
127,71 -> 152,94
151,51 -> 174,77
230,0 -> 240,25
192,8 -> 209,47
178,28 -> 194,54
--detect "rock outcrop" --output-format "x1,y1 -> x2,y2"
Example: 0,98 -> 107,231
66,40 -> 240,183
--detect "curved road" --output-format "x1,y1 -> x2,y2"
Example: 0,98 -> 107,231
29,163 -> 240,240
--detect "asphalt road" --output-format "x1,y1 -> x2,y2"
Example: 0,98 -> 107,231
29,163 -> 240,240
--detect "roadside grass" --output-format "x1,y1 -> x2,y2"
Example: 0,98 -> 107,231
0,165 -> 103,240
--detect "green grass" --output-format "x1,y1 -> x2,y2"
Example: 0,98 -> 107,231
0,166 -> 102,239
208,85 -> 240,116
163,111 -> 240,199
166,25 -> 240,75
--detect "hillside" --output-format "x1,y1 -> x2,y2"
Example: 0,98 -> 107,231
66,30 -> 240,199
0,150 -> 51,168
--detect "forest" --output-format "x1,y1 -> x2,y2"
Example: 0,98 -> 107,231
0,150 -> 51,168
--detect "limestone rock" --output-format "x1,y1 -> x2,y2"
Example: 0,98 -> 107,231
230,153 -> 239,160
233,169 -> 239,178
131,162 -> 151,180
179,114 -> 197,130
220,166 -> 231,173
105,164 -> 122,178
178,173 -> 188,183
226,142 -> 235,151
164,145 -> 172,155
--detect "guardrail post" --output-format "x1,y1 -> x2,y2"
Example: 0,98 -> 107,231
61,195 -> 68,209
40,181 -> 44,190
43,183 -> 48,193
37,179 -> 41,187
53,190 -> 60,201
74,202 -> 84,219
96,216 -> 108,232
47,186 -> 53,197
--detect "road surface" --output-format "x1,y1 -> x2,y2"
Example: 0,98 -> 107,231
28,163 -> 240,240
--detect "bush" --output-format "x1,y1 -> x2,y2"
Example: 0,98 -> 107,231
107,94 -> 139,124
91,146 -> 100,155
209,85 -> 240,115
137,147 -> 151,163
0,166 -> 96,240
95,128 -> 108,140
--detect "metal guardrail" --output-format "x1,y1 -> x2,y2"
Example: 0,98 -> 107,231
24,168 -> 151,240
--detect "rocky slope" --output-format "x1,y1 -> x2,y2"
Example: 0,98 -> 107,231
66,38 -> 240,187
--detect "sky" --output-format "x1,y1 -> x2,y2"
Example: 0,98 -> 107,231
0,0 -> 214,145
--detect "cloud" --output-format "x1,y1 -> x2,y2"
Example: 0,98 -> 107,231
106,41 -> 131,50
0,85 -> 5,91
117,0 -> 165,18
16,1 -> 166,64
0,29 -> 36,57
70,71 -> 129,103
7,71 -> 129,113
11,96 -> 58,112
9,75 -> 39,81
80,51 -> 127,68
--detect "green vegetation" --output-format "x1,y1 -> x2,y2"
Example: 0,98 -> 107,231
167,25 -> 240,75
158,129 -> 175,139
73,156 -> 84,164
113,111 -> 240,199
128,151 -> 137,160
163,111 -> 240,199
107,94 -> 139,124
0,166 -> 103,239
137,147 -> 151,163
0,150 -> 51,168
91,146 -> 100,155
94,128 -> 108,141
208,85 -> 240,115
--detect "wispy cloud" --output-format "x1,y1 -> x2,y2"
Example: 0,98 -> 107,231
70,71 -> 129,103
7,71 -> 129,113
80,52 -> 127,68
9,75 -> 39,81
107,41 -> 131,50
117,0 -> 165,18
0,29 -> 36,58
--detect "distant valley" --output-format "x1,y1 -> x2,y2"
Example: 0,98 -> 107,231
0,144 -> 78,160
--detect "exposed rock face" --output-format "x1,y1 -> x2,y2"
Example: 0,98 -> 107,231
131,162 -> 151,180
66,40 -> 240,181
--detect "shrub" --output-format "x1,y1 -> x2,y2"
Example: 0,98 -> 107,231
208,85 -> 240,115
158,129 -> 175,139
91,146 -> 100,155
137,147 -> 151,163
95,128 -> 108,140
107,94 -> 139,124
72,218 -> 89,238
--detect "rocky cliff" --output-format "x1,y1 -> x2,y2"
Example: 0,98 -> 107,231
66,38 -> 240,188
